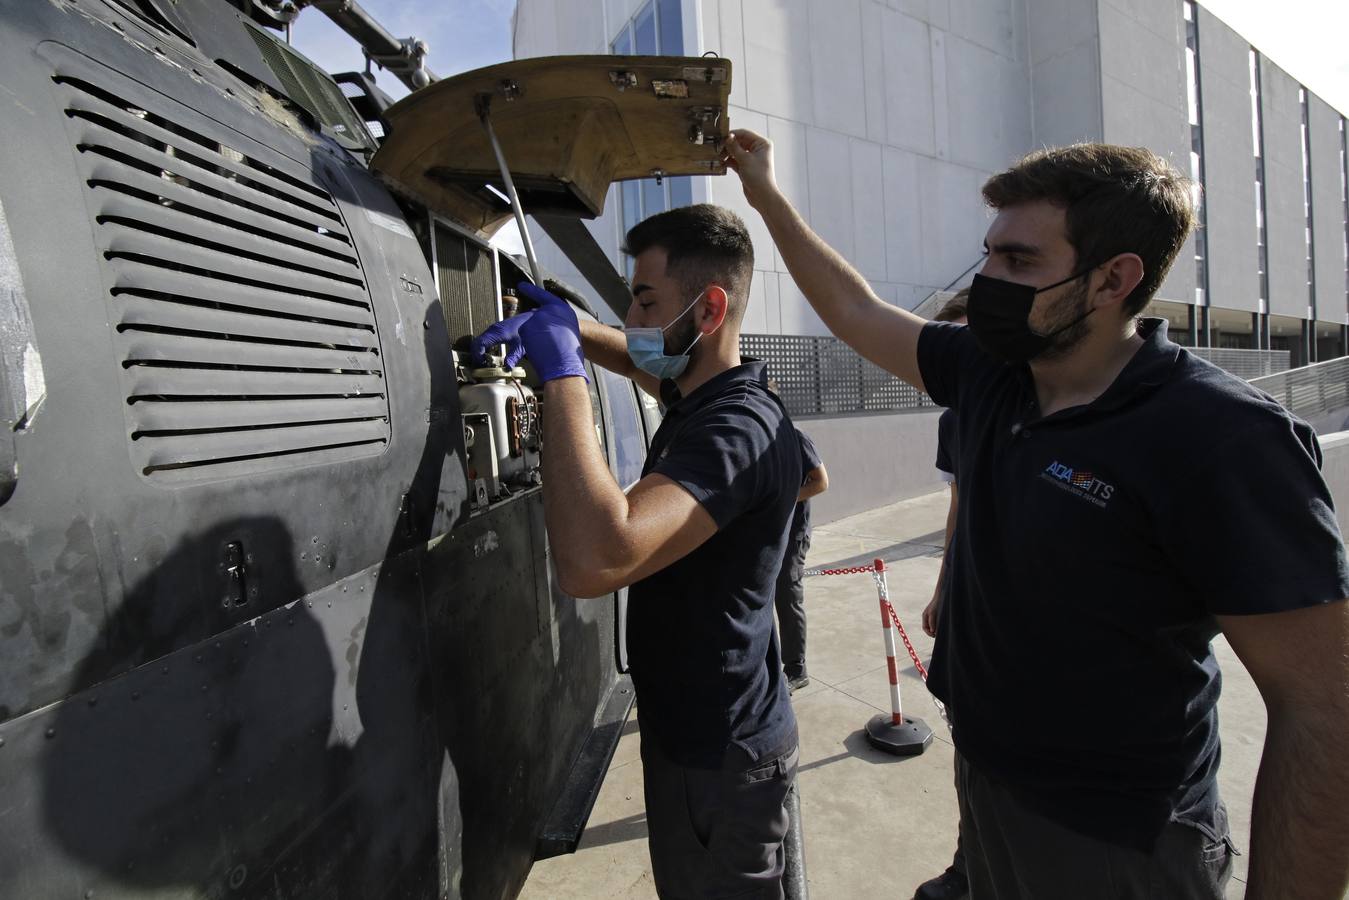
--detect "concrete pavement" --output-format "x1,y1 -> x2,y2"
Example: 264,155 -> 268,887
520,489 -> 1259,899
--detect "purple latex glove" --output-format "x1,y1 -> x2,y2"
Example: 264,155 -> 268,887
469,282 -> 587,382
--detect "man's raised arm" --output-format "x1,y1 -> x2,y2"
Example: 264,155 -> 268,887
724,129 -> 929,390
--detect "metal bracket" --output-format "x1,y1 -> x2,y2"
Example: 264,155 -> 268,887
223,541 -> 249,607
608,70 -> 638,92
687,106 -> 722,145
681,65 -> 728,84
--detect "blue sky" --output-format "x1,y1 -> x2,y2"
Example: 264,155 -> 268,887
290,0 -> 515,102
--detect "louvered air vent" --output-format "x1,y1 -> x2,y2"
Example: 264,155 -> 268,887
54,72 -> 391,483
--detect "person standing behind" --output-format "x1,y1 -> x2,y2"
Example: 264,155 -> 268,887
917,291 -> 969,900
777,423 -> 828,693
724,129 -> 1349,900
472,204 -> 801,899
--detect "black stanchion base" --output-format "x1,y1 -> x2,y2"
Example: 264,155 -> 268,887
864,713 -> 934,756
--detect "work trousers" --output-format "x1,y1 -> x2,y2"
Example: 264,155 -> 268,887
640,727 -> 799,900
773,522 -> 811,679
955,754 -> 1235,900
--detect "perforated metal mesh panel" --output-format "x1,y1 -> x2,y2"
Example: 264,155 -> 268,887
434,226 -> 498,348
739,334 -> 935,417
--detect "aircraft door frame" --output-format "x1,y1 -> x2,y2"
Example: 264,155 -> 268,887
591,369 -> 648,674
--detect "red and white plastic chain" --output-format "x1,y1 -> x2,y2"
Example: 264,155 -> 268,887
802,565 -> 875,577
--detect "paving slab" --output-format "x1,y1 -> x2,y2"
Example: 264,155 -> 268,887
521,489 -> 1265,898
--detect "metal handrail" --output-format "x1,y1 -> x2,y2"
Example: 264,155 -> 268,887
1249,356 -> 1349,421
744,329 -> 1349,423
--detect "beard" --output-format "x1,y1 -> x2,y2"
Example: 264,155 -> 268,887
664,313 -> 701,362
1034,278 -> 1094,362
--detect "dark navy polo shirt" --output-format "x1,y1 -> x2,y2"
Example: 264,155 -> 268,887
791,428 -> 823,537
629,361 -> 801,768
917,317 -> 1349,849
935,408 -> 957,478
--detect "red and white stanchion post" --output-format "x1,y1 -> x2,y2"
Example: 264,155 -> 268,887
863,558 -> 933,756
802,557 -> 936,757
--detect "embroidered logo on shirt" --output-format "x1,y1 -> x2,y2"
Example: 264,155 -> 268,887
1042,460 -> 1115,507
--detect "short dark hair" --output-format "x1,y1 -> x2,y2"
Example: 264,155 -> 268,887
623,203 -> 755,324
982,144 -> 1196,316
933,288 -> 969,323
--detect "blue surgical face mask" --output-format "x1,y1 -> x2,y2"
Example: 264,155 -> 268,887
624,290 -> 705,380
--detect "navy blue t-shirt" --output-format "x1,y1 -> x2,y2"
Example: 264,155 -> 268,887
629,361 -> 801,768
917,317 -> 1349,848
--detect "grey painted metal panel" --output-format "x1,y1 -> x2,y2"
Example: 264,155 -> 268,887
1260,57 -> 1311,319
1026,0 -> 1102,147
1098,0 -> 1193,305
1196,6 -> 1259,313
1309,95 -> 1347,324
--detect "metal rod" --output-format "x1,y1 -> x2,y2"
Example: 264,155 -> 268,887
478,99 -> 543,286
307,0 -> 437,90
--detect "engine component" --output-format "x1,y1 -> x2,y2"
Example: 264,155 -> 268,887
459,368 -> 540,499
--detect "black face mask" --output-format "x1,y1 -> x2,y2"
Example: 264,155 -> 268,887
966,269 -> 1097,364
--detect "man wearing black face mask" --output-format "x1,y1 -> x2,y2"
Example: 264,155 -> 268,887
724,132 -> 1349,900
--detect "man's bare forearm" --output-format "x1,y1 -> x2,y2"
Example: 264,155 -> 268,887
1245,704 -> 1349,899
541,376 -> 630,593
578,320 -> 660,397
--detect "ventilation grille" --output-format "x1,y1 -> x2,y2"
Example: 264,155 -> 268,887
56,72 -> 390,483
434,225 -> 498,348
244,25 -> 375,152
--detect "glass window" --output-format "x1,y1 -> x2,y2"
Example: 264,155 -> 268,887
657,0 -> 683,54
634,2 -> 658,54
641,178 -> 666,223
584,361 -> 607,450
598,370 -> 647,488
611,0 -> 694,236
1268,314 -> 1306,366
1144,300 -> 1193,346
669,177 -> 693,209
1210,307 -> 1257,350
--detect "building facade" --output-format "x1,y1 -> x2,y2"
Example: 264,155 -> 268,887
512,0 -> 1349,368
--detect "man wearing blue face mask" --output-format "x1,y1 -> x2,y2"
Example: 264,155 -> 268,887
471,204 -> 802,900
723,130 -> 1349,900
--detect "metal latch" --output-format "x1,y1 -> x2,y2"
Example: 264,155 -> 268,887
223,541 -> 249,607
687,107 -> 722,145
609,70 -> 639,92
681,66 -> 727,84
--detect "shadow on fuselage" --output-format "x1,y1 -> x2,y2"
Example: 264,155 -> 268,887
37,290 -> 453,897
36,276 -> 612,900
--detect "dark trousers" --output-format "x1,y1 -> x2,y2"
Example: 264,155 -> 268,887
955,754 -> 1234,900
773,523 -> 811,679
640,729 -> 799,900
